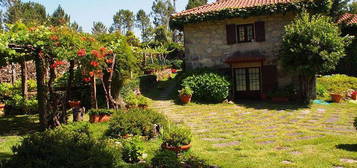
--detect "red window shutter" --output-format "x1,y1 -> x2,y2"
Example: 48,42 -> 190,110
262,65 -> 277,93
255,21 -> 265,42
226,24 -> 237,45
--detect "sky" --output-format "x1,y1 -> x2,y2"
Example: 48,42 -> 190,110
21,0 -> 215,35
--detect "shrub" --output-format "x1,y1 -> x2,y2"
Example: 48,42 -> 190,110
151,150 -> 181,168
121,136 -> 145,163
137,96 -> 150,107
182,71 -> 230,102
106,108 -> 168,138
1,126 -> 121,168
124,91 -> 140,107
170,59 -> 184,69
151,150 -> 211,168
317,74 -> 357,95
163,125 -> 192,147
4,95 -> 38,115
88,109 -> 116,116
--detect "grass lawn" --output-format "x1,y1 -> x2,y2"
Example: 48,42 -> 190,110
1,94 -> 357,167
152,100 -> 357,168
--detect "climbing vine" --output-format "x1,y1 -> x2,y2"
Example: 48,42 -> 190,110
169,0 -> 331,30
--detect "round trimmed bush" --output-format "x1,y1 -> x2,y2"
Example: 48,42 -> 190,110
1,124 -> 121,168
106,108 -> 168,138
182,72 -> 230,102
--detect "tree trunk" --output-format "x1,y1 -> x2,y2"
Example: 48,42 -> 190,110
20,60 -> 28,100
34,52 -> 49,130
48,58 -> 61,128
299,75 -> 316,103
64,60 -> 75,123
11,63 -> 16,85
91,77 -> 98,109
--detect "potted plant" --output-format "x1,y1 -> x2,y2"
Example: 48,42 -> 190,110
88,109 -> 114,123
179,87 -> 193,104
351,91 -> 357,100
162,125 -> 192,153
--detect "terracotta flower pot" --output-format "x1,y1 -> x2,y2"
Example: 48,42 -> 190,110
180,94 -> 192,104
331,94 -> 343,103
89,114 -> 111,123
272,97 -> 289,102
161,143 -> 192,152
352,93 -> 357,100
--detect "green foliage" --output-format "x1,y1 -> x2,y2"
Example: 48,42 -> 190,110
280,12 -> 349,76
121,136 -> 145,163
268,85 -> 297,98
113,9 -> 134,34
162,125 -> 192,147
349,1 -> 357,14
1,126 -> 121,168
153,25 -> 172,44
151,150 -> 210,168
106,108 -> 168,138
50,5 -> 70,26
124,91 -> 140,107
186,0 -> 208,10
4,96 -> 38,115
170,59 -> 184,69
170,0 -> 331,30
92,21 -> 108,34
317,74 -> 357,94
316,83 -> 329,99
152,0 -> 175,27
182,71 -> 230,102
179,87 -> 193,96
329,0 -> 349,18
88,109 -> 116,115
151,150 -> 181,168
135,9 -> 153,42
5,1 -> 47,26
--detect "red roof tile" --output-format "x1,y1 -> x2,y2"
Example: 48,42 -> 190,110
337,13 -> 357,25
173,0 -> 300,17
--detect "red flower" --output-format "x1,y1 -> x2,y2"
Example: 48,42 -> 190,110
83,77 -> 91,83
50,64 -> 57,69
91,50 -> 99,57
89,71 -> 95,77
107,50 -> 113,55
171,69 -> 177,73
81,37 -> 87,41
107,68 -> 113,73
50,35 -> 59,41
106,59 -> 113,64
90,61 -> 99,67
100,47 -> 107,52
28,27 -> 37,31
55,60 -> 65,65
77,49 -> 86,57
38,50 -> 44,57
352,91 -> 357,96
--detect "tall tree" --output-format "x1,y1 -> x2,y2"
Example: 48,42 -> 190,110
186,0 -> 208,10
329,0 -> 350,19
280,12 -> 349,102
135,9 -> 152,42
151,0 -> 175,28
348,1 -> 357,14
113,9 -> 134,34
70,21 -> 83,32
92,21 -> 108,34
153,25 -> 171,44
5,1 -> 47,25
50,5 -> 70,26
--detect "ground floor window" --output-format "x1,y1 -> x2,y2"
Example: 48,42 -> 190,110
235,67 -> 261,92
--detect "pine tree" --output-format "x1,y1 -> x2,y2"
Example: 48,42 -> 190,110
50,5 -> 70,26
186,0 -> 208,10
136,9 -> 153,42
92,22 -> 108,34
113,9 -> 134,34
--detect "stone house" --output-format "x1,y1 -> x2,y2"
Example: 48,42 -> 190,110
170,0 -> 328,99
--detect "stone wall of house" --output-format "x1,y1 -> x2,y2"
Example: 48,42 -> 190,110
184,13 -> 296,87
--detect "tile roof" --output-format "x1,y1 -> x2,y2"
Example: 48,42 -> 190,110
337,13 -> 357,25
173,0 -> 300,17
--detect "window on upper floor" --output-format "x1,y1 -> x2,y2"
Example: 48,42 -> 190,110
237,24 -> 255,43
